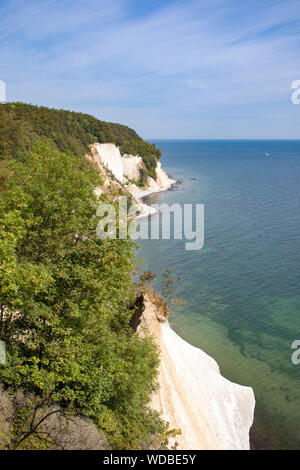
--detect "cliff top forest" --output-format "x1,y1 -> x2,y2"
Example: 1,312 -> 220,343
0,102 -> 161,179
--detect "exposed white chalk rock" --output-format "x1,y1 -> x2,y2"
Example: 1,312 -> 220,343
138,296 -> 256,450
122,154 -> 144,181
156,161 -> 176,189
94,143 -> 124,183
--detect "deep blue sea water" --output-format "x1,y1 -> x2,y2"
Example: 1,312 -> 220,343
138,140 -> 300,449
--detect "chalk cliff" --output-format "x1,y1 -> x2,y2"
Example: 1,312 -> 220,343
138,296 -> 255,450
93,143 -> 124,183
90,143 -> 176,216
122,154 -> 144,181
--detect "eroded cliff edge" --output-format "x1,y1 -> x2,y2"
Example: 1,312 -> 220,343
138,295 -> 256,450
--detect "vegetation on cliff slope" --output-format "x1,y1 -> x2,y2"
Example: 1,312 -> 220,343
0,105 -> 165,449
0,103 -> 161,179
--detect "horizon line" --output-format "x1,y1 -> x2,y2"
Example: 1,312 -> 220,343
146,138 -> 300,141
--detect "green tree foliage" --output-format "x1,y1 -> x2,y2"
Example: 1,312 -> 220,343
0,103 -> 161,178
0,142 -> 164,449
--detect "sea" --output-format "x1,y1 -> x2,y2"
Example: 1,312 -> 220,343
137,139 -> 300,450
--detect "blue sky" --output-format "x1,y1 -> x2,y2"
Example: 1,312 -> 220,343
1,0 -> 300,138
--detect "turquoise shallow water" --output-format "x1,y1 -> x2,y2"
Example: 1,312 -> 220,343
137,140 -> 300,450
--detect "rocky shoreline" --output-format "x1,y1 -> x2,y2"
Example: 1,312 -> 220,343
127,162 -> 177,218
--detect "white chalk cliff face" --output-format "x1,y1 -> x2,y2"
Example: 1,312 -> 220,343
94,143 -> 124,183
122,154 -> 144,181
155,161 -> 175,189
138,297 -> 255,450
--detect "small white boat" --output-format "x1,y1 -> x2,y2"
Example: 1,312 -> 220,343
265,152 -> 270,157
